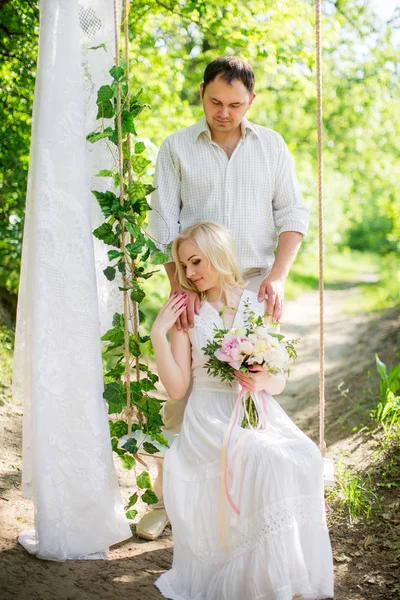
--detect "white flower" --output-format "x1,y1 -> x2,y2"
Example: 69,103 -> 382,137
270,345 -> 289,370
267,334 -> 279,348
235,327 -> 247,336
254,325 -> 270,337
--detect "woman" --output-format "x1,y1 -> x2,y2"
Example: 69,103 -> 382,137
151,222 -> 334,600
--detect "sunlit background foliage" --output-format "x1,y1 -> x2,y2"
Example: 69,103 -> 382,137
0,0 -> 399,307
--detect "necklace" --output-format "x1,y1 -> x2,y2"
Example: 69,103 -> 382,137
207,290 -> 245,329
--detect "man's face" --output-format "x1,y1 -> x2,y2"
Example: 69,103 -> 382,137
200,76 -> 256,135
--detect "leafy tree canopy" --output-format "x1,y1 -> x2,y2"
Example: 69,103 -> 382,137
0,0 -> 399,296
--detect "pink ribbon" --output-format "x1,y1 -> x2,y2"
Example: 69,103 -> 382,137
218,387 -> 270,548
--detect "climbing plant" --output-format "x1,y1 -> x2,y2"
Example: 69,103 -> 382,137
87,1 -> 169,520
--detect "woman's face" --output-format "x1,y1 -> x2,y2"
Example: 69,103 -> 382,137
178,238 -> 219,292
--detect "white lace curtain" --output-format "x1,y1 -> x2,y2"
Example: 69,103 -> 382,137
12,0 -> 131,560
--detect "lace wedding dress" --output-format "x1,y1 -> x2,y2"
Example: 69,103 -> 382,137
156,290 -> 334,600
12,0 -> 131,560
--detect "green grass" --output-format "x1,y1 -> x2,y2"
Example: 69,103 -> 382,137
286,248 -> 381,300
287,249 -> 399,314
352,253 -> 400,313
327,459 -> 380,523
328,355 -> 400,523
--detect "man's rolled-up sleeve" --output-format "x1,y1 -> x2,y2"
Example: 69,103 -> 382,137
272,135 -> 310,237
147,138 -> 181,261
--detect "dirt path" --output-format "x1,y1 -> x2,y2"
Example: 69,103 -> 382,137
0,278 -> 398,600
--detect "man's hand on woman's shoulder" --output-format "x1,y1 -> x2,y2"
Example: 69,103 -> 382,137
258,274 -> 285,323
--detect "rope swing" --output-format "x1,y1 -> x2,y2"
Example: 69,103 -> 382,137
315,0 -> 326,458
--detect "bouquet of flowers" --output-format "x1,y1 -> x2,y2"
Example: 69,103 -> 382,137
202,303 -> 299,428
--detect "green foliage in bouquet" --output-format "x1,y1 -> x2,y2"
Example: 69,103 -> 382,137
202,327 -> 234,383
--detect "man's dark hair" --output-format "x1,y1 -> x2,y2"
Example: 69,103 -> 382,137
203,56 -> 255,94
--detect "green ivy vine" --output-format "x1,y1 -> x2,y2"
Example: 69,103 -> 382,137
87,36 -> 168,520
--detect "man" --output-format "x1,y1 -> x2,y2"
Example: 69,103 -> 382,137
138,56 -> 309,540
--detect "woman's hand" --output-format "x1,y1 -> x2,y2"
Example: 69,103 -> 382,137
171,287 -> 201,331
233,365 -> 286,395
151,292 -> 188,338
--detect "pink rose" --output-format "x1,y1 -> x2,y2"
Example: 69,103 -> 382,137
215,334 -> 249,370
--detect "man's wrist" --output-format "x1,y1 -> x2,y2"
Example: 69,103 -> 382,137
267,267 -> 287,282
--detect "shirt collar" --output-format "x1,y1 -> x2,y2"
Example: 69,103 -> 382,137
193,115 -> 259,142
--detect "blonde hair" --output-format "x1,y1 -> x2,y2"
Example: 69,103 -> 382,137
172,222 -> 244,299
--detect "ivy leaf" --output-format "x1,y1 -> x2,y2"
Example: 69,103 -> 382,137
131,155 -> 151,174
125,509 -> 138,520
140,378 -> 156,392
138,270 -> 158,280
96,100 -> 114,120
109,420 -> 128,438
130,90 -> 146,118
139,309 -> 146,324
104,381 -> 126,414
126,240 -> 143,257
88,42 -> 107,51
140,335 -> 151,344
146,412 -> 164,431
129,336 -> 140,356
103,266 -> 116,281
111,437 -> 126,456
136,471 -> 152,489
150,431 -> 169,448
151,250 -> 169,265
109,65 -> 125,80
120,454 -> 136,470
121,110 -> 136,136
101,327 -> 125,346
135,396 -> 162,416
107,249 -> 124,261
96,85 -> 115,119
86,126 -> 115,144
130,381 -> 142,403
124,220 -> 144,241
133,198 -> 151,216
147,371 -> 159,384
130,284 -> 145,304
146,238 -> 157,251
127,182 -> 152,202
141,248 -> 151,262
95,169 -> 114,177
112,312 -> 124,328
143,442 -> 159,455
126,492 -> 138,509
142,489 -> 158,505
93,223 -> 118,246
122,437 -> 138,454
105,361 -> 125,381
97,85 -> 114,102
135,141 -> 145,154
92,190 -> 120,218
117,259 -> 126,276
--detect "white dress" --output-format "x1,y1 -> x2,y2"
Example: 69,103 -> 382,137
156,290 -> 334,600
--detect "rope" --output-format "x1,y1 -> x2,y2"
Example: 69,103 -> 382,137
124,0 -> 143,429
114,0 -> 133,436
315,0 -> 326,456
